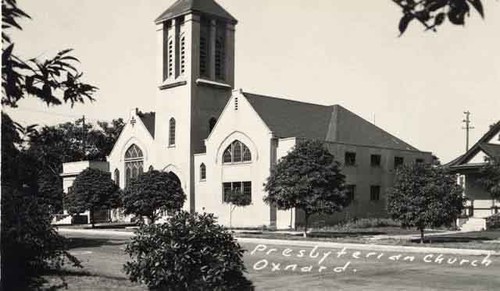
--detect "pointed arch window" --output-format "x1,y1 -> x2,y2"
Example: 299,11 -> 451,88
125,144 -> 144,187
200,163 -> 206,181
222,140 -> 252,164
169,118 -> 176,146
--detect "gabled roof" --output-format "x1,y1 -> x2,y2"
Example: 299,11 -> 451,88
243,92 -> 419,151
155,0 -> 237,24
447,121 -> 500,168
137,111 -> 156,138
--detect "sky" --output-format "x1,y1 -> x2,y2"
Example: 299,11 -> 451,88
4,0 -> 500,163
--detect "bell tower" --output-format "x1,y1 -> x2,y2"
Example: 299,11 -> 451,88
154,0 -> 237,211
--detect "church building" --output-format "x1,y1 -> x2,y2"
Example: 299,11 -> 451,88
62,0 -> 432,228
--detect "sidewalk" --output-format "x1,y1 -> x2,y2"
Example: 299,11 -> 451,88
57,228 -> 500,256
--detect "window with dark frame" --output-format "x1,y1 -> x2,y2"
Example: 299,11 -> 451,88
169,118 -> 176,146
124,144 -> 144,188
222,181 -> 252,203
345,151 -> 356,166
222,140 -> 251,164
370,185 -> 381,201
371,154 -> 381,167
394,156 -> 404,169
114,168 -> 120,187
416,158 -> 424,164
200,163 -> 206,181
346,185 -> 356,202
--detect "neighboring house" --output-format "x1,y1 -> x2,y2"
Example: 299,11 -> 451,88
447,122 -> 500,231
61,0 -> 431,228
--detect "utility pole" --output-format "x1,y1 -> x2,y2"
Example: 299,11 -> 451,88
462,111 -> 474,152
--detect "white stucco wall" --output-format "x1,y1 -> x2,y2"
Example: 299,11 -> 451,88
195,90 -> 277,227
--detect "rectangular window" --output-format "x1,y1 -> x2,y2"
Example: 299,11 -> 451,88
370,185 -> 381,201
346,185 -> 356,202
371,154 -> 381,167
345,152 -> 356,166
223,182 -> 232,202
416,158 -> 424,164
394,156 -> 404,169
222,181 -> 252,203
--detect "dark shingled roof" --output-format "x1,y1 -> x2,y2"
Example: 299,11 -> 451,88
446,121 -> 500,168
243,92 -> 419,151
155,0 -> 237,24
479,143 -> 500,158
137,111 -> 156,138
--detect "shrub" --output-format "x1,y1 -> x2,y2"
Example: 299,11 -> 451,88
124,211 -> 251,290
486,212 -> 500,230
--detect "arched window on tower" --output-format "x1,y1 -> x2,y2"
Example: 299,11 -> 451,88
124,144 -> 144,187
200,163 -> 206,181
169,118 -> 176,146
222,140 -> 252,164
209,117 -> 217,134
114,168 -> 120,187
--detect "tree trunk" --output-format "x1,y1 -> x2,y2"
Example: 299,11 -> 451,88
90,208 -> 95,228
420,228 -> 424,244
303,213 -> 309,238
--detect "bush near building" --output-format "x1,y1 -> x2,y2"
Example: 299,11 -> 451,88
124,211 -> 251,290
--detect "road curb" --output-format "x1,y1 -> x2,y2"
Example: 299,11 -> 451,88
58,228 -> 499,256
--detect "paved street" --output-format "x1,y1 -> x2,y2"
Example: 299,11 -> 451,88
53,231 -> 500,290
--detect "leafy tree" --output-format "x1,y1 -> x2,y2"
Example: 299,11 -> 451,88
225,189 -> 252,229
1,113 -> 81,289
2,0 -> 97,287
124,211 -> 252,290
122,170 -> 186,223
393,0 -> 485,35
66,168 -> 121,228
25,118 -> 124,212
264,140 -> 349,237
478,157 -> 500,200
2,0 -> 97,107
387,163 -> 465,243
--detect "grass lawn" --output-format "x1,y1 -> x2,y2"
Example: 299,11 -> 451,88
42,233 -> 500,290
235,228 -> 500,250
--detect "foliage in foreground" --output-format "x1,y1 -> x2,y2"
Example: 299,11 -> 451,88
124,211 -> 252,290
122,170 -> 186,223
393,0 -> 485,35
65,168 -> 121,227
387,163 -> 465,242
264,140 -> 348,236
1,114 -> 81,289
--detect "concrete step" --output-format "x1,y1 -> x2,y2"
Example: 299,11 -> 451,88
460,217 -> 486,231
